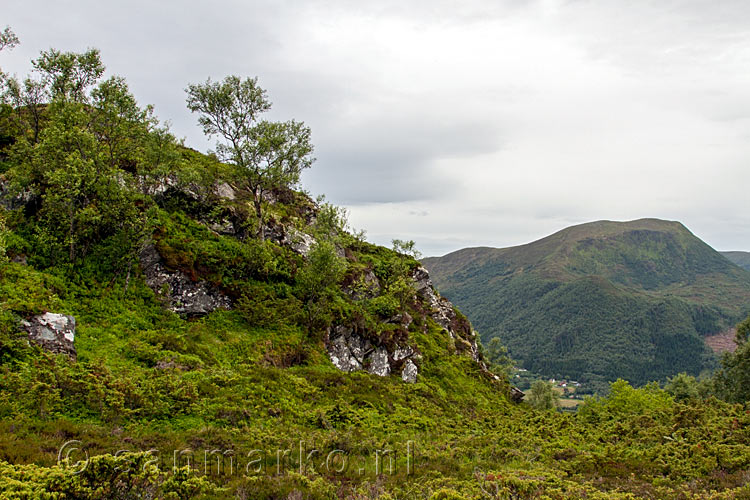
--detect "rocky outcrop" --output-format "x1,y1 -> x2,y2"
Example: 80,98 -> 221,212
284,227 -> 316,256
326,325 -> 420,383
264,222 -> 316,257
22,313 -> 76,360
214,182 -> 236,201
325,266 -> 488,385
411,266 -> 524,400
139,244 -> 232,317
411,266 -> 482,362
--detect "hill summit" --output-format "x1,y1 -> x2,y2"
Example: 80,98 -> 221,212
423,218 -> 750,389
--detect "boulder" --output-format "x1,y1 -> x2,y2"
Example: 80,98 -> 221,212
208,220 -> 236,236
22,313 -> 76,360
328,327 -> 368,372
214,182 -> 236,201
139,244 -> 232,317
392,345 -> 415,361
401,359 -> 418,383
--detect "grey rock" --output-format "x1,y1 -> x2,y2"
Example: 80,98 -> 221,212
388,312 -> 413,328
401,359 -> 418,383
411,266 -> 454,333
468,329 -> 482,362
327,325 -> 417,381
263,222 -> 317,257
368,348 -> 391,377
286,227 -> 316,256
412,265 -> 486,363
510,386 -> 525,403
208,220 -> 236,236
215,182 -> 236,201
392,345 -> 414,361
411,266 -> 433,295
155,359 -> 190,371
11,254 -> 27,265
139,244 -> 232,317
328,326 -> 367,372
22,312 -> 76,360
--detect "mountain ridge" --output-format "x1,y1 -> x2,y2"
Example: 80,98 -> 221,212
423,218 -> 750,389
722,250 -> 750,270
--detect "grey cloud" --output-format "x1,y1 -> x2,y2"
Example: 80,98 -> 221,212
305,147 -> 447,204
3,0 -> 750,256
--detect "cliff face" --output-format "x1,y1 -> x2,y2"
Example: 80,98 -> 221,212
324,265 -> 485,384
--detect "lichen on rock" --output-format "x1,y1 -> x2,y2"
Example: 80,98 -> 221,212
21,312 -> 77,360
401,359 -> 418,383
326,325 -> 418,382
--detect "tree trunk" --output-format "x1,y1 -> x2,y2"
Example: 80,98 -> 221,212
68,202 -> 75,262
123,260 -> 132,293
254,192 -> 264,241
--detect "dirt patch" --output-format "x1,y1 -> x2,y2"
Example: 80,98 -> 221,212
705,328 -> 737,354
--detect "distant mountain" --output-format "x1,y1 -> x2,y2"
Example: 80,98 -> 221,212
722,251 -> 750,271
423,219 -> 750,388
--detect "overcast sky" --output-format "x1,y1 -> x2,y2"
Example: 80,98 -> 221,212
3,0 -> 750,256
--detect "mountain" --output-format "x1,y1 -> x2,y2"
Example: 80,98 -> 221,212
722,251 -> 750,270
423,219 -> 750,389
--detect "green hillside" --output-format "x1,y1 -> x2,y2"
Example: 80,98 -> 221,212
424,219 -> 750,389
5,35 -> 750,499
722,251 -> 750,270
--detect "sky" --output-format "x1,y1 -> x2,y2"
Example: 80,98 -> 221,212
3,0 -> 750,256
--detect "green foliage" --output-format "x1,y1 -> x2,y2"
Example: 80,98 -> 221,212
153,208 -> 297,286
578,379 -> 674,422
0,26 -> 19,53
0,214 -> 7,264
713,315 -> 750,403
424,219 -> 748,386
664,372 -> 703,401
185,75 -> 314,240
485,337 -> 515,378
0,453 -> 221,499
526,379 -> 559,410
297,240 -> 347,334
312,200 -> 349,243
736,314 -> 750,344
3,48 -> 176,269
392,238 -> 422,260
32,48 -> 105,103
